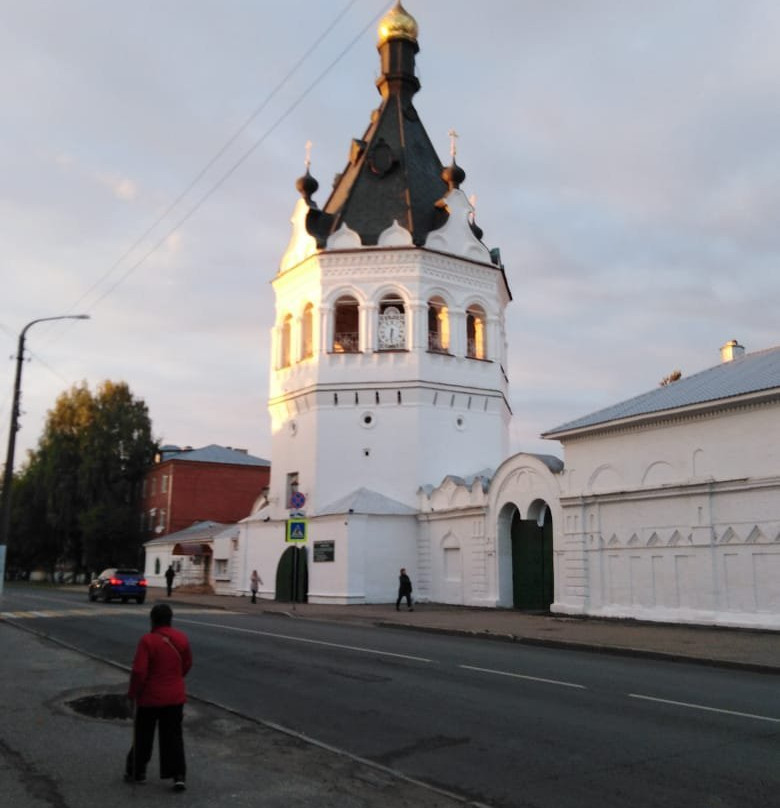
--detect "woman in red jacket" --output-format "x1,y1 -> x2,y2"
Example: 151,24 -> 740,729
125,603 -> 192,791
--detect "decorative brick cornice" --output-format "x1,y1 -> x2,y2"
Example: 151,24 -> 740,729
559,474 -> 780,506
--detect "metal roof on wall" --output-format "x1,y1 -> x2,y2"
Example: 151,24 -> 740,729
544,345 -> 780,437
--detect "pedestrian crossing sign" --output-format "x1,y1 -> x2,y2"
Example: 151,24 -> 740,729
286,518 -> 307,543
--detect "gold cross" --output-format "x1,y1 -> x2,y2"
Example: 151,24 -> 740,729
448,129 -> 459,160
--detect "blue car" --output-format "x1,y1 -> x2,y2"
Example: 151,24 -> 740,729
88,568 -> 147,604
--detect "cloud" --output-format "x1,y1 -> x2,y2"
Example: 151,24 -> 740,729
3,0 -> 780,472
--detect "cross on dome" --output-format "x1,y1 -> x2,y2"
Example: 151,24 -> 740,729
448,129 -> 459,160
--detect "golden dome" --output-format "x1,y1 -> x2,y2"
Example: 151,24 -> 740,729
377,2 -> 418,46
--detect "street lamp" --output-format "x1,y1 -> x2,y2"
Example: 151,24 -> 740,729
0,314 -> 90,595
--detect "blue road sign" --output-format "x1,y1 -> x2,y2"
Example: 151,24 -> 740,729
286,519 -> 307,542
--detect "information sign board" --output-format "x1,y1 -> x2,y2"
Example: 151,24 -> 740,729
313,541 -> 335,562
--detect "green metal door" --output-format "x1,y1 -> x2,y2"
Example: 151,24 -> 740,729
511,509 -> 553,611
275,546 -> 308,603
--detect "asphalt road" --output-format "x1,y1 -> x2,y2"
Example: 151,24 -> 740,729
3,587 -> 778,808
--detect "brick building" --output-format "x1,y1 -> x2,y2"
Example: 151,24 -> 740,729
140,444 -> 270,538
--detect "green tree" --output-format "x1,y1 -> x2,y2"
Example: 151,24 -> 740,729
78,381 -> 155,570
8,380 -> 155,576
8,460 -> 54,577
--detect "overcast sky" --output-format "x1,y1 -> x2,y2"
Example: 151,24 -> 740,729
2,0 -> 779,472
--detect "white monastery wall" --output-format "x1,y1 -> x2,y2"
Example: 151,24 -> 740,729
561,403 -> 780,492
555,403 -> 780,628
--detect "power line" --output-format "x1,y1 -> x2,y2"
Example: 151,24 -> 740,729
2,1 -> 388,456
60,0 -> 386,320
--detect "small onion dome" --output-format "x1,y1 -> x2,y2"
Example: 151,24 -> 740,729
470,218 -> 484,241
295,169 -> 319,202
441,160 -> 466,190
377,2 -> 419,46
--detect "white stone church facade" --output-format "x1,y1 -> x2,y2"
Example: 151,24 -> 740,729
167,4 -> 780,630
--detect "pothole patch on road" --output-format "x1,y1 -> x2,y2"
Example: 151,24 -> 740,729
57,688 -> 201,724
65,692 -> 132,722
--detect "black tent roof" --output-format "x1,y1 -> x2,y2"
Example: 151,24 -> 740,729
302,3 -> 465,249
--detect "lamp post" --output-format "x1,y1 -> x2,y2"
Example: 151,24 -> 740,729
0,314 -> 90,595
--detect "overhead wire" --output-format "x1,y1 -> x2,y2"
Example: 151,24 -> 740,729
2,0 -> 388,458
57,0 -> 366,323
82,1 -> 389,314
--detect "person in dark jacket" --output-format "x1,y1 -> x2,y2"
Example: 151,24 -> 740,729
125,603 -> 192,791
396,568 -> 414,611
164,564 -> 176,596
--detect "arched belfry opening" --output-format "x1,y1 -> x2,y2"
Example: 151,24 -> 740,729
498,499 -> 554,611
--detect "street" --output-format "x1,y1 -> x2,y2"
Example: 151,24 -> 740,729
2,585 -> 778,808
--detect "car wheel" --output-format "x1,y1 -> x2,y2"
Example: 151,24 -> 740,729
102,590 -> 111,603
88,591 -> 96,602
136,597 -> 145,605
121,597 -> 128,603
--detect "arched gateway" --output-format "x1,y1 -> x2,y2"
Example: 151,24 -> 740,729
492,454 -> 563,610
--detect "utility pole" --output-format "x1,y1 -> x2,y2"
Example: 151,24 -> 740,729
0,315 -> 90,595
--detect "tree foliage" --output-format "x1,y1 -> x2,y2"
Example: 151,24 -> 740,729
8,380 -> 155,576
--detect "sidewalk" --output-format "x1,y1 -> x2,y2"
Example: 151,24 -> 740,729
158,587 -> 780,674
0,621 -> 473,808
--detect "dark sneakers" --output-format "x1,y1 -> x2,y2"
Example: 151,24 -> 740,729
124,773 -> 146,784
173,779 -> 187,791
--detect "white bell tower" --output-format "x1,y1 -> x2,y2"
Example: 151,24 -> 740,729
264,2 -> 512,520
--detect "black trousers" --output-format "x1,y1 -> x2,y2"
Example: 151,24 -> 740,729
396,592 -> 412,609
126,704 -> 186,781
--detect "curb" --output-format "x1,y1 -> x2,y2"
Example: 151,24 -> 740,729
374,621 -> 780,675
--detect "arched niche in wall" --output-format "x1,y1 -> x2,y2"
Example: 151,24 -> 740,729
301,303 -> 314,359
641,461 -> 675,487
587,464 -> 622,494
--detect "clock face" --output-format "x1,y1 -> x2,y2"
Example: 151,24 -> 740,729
378,308 -> 405,348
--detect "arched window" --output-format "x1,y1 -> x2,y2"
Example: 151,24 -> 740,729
427,296 -> 449,353
333,295 -> 360,353
466,304 -> 486,359
280,314 -> 292,367
377,293 -> 406,350
301,303 -> 314,359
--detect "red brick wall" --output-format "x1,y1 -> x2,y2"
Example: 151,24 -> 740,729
140,460 -> 269,537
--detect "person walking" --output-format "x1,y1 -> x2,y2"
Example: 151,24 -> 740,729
250,569 -> 262,604
396,567 -> 414,611
125,603 -> 192,791
164,564 -> 176,597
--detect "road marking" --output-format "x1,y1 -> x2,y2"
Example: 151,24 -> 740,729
1,608 -> 121,620
460,664 -> 586,689
0,607 -> 235,621
177,619 -> 433,663
629,693 -> 780,724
